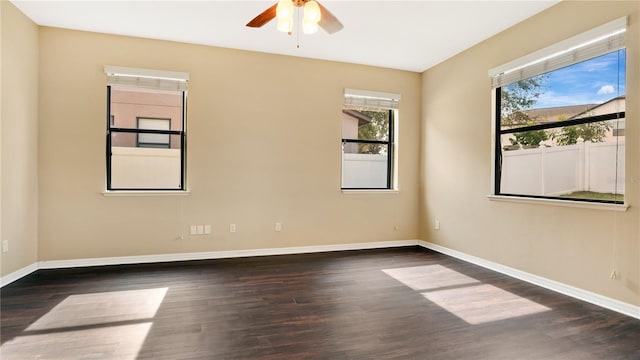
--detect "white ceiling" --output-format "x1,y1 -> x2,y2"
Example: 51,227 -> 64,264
11,0 -> 560,72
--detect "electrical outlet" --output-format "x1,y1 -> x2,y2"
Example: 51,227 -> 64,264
230,224 -> 236,233
275,222 -> 282,232
196,225 -> 204,235
190,226 -> 197,235
435,220 -> 440,230
2,240 -> 8,253
204,225 -> 212,234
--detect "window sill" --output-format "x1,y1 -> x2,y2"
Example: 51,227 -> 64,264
103,190 -> 191,197
342,189 -> 399,194
487,195 -> 629,212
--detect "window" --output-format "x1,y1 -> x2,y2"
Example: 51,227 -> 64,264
341,88 -> 399,190
137,118 -> 171,148
490,18 -> 626,204
105,66 -> 188,191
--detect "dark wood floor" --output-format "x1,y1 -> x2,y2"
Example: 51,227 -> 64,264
1,247 -> 639,359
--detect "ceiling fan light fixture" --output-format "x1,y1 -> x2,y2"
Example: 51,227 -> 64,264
246,0 -> 343,36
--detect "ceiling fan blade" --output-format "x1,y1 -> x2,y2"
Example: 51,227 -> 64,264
246,3 -> 278,28
317,1 -> 344,34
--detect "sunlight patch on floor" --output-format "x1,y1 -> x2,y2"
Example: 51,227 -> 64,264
26,287 -> 167,331
383,265 -> 550,325
382,264 -> 479,290
2,323 -> 152,359
423,284 -> 550,325
1,287 -> 167,359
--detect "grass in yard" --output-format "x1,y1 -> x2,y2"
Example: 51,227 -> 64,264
559,191 -> 623,202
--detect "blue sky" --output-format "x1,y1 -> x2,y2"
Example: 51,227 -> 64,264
532,49 -> 626,109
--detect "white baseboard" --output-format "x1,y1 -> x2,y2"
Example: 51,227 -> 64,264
1,263 -> 38,287
418,240 -> 640,320
36,240 -> 420,269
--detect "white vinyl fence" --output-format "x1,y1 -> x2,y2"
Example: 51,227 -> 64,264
112,148 -> 389,190
501,141 -> 625,196
111,147 -> 181,189
110,142 -> 624,194
342,153 -> 388,188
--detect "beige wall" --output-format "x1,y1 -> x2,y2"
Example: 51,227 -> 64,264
1,1 -> 39,277
420,1 -> 639,306
37,27 -> 421,261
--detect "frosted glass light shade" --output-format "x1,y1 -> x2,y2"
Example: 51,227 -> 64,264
276,0 -> 293,33
303,1 -> 321,22
276,0 -> 293,19
303,18 -> 318,34
277,18 -> 293,33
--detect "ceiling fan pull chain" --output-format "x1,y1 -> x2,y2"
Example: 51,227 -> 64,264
296,6 -> 301,48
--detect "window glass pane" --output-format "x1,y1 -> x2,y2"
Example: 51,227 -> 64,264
110,133 -> 182,189
500,49 -> 626,132
497,48 -> 625,203
110,87 -> 183,131
138,118 -> 171,148
112,131 -> 180,150
500,129 -> 624,202
342,143 -> 389,188
111,131 -> 135,149
341,109 -> 389,141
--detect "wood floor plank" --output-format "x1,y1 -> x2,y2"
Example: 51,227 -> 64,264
1,247 -> 639,359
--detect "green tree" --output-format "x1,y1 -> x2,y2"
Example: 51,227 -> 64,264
510,122 -> 548,148
500,75 -> 547,127
358,110 -> 389,154
553,122 -> 611,145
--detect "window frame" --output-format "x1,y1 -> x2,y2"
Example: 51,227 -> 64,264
106,86 -> 187,191
341,109 -> 395,191
489,17 -> 627,206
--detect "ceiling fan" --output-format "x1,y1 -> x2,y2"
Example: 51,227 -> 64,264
246,0 -> 344,35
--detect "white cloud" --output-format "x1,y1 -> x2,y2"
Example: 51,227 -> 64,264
597,85 -> 615,95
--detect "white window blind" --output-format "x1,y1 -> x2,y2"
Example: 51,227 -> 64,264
344,88 -> 401,110
489,17 -> 627,88
104,65 -> 189,91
